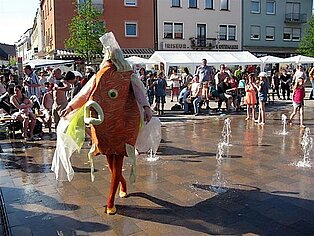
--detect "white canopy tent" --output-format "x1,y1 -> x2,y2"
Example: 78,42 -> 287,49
25,59 -> 75,71
282,55 -> 314,64
259,55 -> 284,64
125,56 -> 156,68
149,51 -> 261,75
259,55 -> 285,71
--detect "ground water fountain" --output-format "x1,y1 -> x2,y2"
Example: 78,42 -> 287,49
210,118 -> 232,193
295,127 -> 313,168
210,141 -> 227,193
278,114 -> 289,135
222,118 -> 232,146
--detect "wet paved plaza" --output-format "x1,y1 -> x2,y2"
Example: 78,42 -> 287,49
0,98 -> 314,235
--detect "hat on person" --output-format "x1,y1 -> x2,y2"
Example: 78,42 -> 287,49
258,72 -> 267,77
72,71 -> 83,77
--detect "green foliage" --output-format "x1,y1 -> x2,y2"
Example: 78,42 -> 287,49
66,0 -> 106,63
9,56 -> 17,66
297,16 -> 314,57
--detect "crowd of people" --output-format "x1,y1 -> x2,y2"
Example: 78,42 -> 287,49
0,65 -> 95,141
137,59 -> 314,127
0,58 -> 313,140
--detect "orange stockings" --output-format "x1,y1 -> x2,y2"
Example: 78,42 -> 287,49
106,154 -> 126,208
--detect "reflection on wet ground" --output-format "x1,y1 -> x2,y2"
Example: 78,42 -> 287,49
0,102 -> 314,235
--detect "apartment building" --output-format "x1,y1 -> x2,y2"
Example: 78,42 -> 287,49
16,28 -> 33,63
40,0 -> 76,58
30,9 -> 45,60
103,0 -> 155,58
242,0 -> 313,57
157,0 -> 242,51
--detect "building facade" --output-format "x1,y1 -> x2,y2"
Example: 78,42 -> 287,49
103,0 -> 155,58
157,0 -> 242,51
16,29 -> 33,63
31,9 -> 45,60
15,0 -> 314,63
41,0 -> 76,58
242,0 -> 313,57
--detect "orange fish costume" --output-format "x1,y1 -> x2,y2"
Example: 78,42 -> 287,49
52,32 -> 155,215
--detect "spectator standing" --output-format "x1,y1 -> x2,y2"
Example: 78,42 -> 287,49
256,72 -> 269,125
308,66 -> 314,99
154,71 -> 167,115
51,68 -> 71,127
271,71 -> 281,100
234,66 -> 243,81
138,68 -> 146,86
195,59 -> 213,109
39,70 -> 48,96
244,74 -> 257,120
41,82 -> 53,134
280,69 -> 291,100
65,71 -> 83,101
23,65 -> 41,102
292,64 -> 307,86
169,69 -> 181,102
81,66 -> 95,87
146,73 -> 155,107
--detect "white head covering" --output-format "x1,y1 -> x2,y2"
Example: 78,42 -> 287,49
99,32 -> 131,72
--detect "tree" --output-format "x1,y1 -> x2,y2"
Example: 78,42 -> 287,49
297,16 -> 314,57
66,0 -> 106,64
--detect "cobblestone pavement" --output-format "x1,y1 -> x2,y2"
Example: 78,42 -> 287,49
0,94 -> 314,235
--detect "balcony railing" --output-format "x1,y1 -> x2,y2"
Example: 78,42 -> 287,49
285,13 -> 307,23
189,37 -> 217,50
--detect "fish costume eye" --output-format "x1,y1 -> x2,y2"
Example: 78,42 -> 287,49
108,89 -> 118,99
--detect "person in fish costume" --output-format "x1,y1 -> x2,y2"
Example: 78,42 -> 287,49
51,32 -> 153,215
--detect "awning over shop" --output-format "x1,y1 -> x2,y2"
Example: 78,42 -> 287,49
122,48 -> 155,59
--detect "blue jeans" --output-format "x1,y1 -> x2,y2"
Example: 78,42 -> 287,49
310,80 -> 314,98
193,96 -> 202,114
183,91 -> 190,113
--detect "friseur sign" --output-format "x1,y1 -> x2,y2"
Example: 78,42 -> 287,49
218,44 -> 239,50
163,43 -> 188,49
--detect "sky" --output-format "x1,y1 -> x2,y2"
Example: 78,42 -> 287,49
0,0 -> 39,45
0,0 -> 314,45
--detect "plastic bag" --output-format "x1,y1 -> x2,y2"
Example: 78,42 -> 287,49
135,117 -> 161,154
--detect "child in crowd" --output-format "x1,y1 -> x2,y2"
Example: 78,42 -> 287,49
244,73 -> 257,120
41,82 -> 53,133
256,72 -> 269,125
288,77 -> 306,128
19,97 -> 36,121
